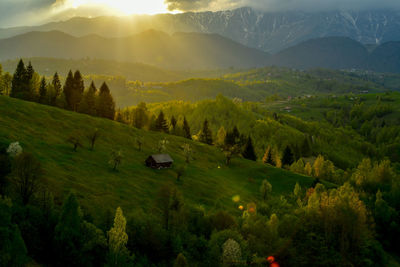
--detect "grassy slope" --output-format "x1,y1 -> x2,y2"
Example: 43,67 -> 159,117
0,96 -> 319,223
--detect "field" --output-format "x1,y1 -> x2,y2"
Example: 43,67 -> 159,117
0,96 -> 321,225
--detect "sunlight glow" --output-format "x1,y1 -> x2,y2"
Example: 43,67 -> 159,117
70,0 -> 169,15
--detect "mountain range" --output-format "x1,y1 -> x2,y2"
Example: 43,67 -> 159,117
0,30 -> 269,70
2,7 -> 400,53
3,30 -> 400,72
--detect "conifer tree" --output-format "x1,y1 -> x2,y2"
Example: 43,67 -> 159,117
174,253 -> 188,267
155,111 -> 169,133
170,115 -> 177,129
63,70 -> 75,110
73,70 -> 85,111
199,119 -> 213,145
97,82 -> 116,120
133,102 -> 148,129
242,136 -> 257,161
282,145 -> 294,166
107,207 -> 130,266
225,126 -> 240,146
78,81 -> 97,116
38,76 -> 47,104
262,146 -> 273,165
51,72 -> 62,105
182,117 -> 191,139
54,193 -> 83,265
10,59 -> 27,99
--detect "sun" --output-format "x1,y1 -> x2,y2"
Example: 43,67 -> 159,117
70,0 -> 169,15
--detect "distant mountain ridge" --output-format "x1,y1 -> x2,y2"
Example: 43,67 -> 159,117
2,7 -> 400,53
0,30 -> 270,70
2,30 -> 400,72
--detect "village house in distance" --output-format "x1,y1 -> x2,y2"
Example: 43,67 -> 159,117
146,154 -> 174,169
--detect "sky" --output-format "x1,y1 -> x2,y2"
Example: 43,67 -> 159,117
1,0 -> 400,28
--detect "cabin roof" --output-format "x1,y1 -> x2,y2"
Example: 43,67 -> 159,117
149,154 -> 173,163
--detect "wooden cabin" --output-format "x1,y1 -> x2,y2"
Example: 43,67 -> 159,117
146,154 -> 173,169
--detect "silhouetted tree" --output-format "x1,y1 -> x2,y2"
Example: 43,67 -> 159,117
282,146 -> 294,166
78,81 -> 97,116
51,72 -> 62,105
199,119 -> 213,145
96,82 -> 115,120
38,76 -> 47,104
155,111 -> 169,133
182,117 -> 191,139
11,59 -> 28,99
242,136 -> 257,161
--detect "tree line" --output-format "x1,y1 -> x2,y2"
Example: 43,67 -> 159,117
5,59 -> 116,120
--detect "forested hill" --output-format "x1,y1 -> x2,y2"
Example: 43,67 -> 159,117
0,30 -> 270,70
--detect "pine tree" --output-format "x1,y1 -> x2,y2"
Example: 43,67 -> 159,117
78,81 -> 97,116
174,253 -> 188,267
242,136 -> 257,161
182,117 -> 191,139
225,126 -> 240,146
282,146 -> 294,166
38,76 -> 47,104
170,115 -> 177,129
51,72 -> 62,105
97,82 -> 115,120
54,193 -> 83,265
260,179 -> 272,201
155,111 -> 169,133
199,119 -> 213,145
107,207 -> 130,266
63,70 -> 75,110
262,146 -> 273,164
73,70 -> 85,111
133,102 -> 148,129
10,59 -> 28,99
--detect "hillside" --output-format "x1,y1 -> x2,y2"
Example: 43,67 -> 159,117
270,37 -> 368,70
2,8 -> 400,53
0,30 -> 270,70
0,96 -> 315,225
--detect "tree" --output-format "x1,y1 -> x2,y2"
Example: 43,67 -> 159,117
78,81 -> 97,116
199,119 -> 213,145
0,72 -> 12,96
182,143 -> 193,163
222,238 -> 242,266
157,138 -> 169,153
170,115 -> 177,129
6,142 -> 23,158
38,76 -> 47,104
12,152 -> 43,205
156,185 -> 184,230
63,70 -> 75,110
216,126 -> 227,147
155,111 -> 169,133
223,144 -> 241,166
67,135 -> 83,152
51,72 -> 62,105
97,82 -> 115,120
262,146 -> 273,165
0,197 -> 29,266
182,117 -> 191,139
10,59 -> 28,99
109,150 -> 123,171
225,126 -> 240,146
107,207 -> 130,266
242,136 -> 257,161
72,70 -> 85,111
260,179 -> 272,201
174,253 -> 188,267
133,102 -> 148,129
282,146 -> 294,166
87,129 -> 100,150
304,162 -> 312,176
54,192 -> 83,266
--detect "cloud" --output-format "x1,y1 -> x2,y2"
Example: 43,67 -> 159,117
165,0 -> 400,12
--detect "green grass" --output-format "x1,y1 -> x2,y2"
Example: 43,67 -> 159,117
0,96 -> 322,224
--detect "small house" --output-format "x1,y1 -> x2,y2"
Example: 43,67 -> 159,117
146,154 -> 173,169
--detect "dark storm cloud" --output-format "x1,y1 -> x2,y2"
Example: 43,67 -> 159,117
0,0 -> 57,27
165,0 -> 400,12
